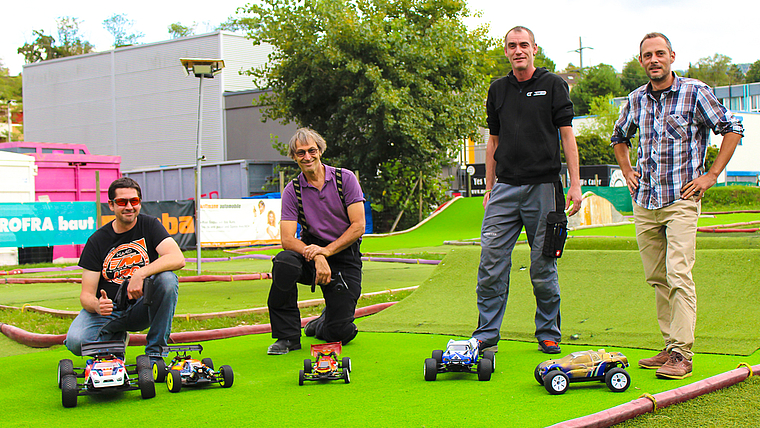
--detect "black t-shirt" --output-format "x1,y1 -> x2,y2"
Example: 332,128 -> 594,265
78,214 -> 171,300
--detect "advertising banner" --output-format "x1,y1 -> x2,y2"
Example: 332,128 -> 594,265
0,202 -> 96,247
100,200 -> 196,250
199,199 -> 282,247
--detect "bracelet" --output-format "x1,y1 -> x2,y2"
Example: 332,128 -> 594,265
484,189 -> 492,193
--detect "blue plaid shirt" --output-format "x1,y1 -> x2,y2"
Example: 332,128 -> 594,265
611,74 -> 744,209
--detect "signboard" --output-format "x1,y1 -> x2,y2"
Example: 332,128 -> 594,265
0,202 -> 96,247
199,199 -> 282,247
101,200 -> 196,250
466,163 -> 487,196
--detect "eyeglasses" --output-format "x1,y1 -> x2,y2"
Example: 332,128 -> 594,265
111,197 -> 141,207
295,147 -> 319,158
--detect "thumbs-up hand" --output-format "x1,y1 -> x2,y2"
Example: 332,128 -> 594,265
99,289 -> 113,316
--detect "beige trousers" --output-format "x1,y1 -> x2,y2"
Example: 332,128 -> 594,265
633,198 -> 700,359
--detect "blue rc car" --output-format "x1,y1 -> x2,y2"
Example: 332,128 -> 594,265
424,338 -> 495,381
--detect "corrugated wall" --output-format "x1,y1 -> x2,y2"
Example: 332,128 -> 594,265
22,31 -> 272,171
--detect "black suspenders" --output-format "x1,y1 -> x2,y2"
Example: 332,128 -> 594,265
292,168 -> 345,235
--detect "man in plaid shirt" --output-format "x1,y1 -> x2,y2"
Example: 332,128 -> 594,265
611,32 -> 743,380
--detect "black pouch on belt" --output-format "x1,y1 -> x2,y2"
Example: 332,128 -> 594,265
542,211 -> 568,258
542,181 -> 568,258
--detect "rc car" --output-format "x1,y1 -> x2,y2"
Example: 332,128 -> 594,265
535,349 -> 631,395
299,342 -> 351,385
151,344 -> 233,392
56,340 -> 155,408
424,337 -> 495,382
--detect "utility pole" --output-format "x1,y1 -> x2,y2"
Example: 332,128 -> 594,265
570,37 -> 594,71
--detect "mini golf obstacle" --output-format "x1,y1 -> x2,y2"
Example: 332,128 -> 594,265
0,302 -> 397,348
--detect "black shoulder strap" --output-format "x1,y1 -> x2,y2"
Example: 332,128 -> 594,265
292,176 -> 308,234
335,167 -> 345,206
292,168 -> 347,235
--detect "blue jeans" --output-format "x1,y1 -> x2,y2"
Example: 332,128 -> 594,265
65,271 -> 179,358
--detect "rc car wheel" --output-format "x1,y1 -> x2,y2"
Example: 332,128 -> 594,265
61,374 -> 78,408
219,365 -> 234,388
58,359 -> 74,389
138,367 -> 156,399
543,370 -> 569,395
344,369 -> 351,384
483,350 -> 496,371
304,359 -> 312,374
299,370 -> 305,386
432,350 -> 443,364
136,355 -> 150,371
605,367 -> 631,392
424,358 -> 438,381
167,369 -> 182,393
534,363 -> 545,385
202,357 -> 214,370
152,359 -> 167,382
477,358 -> 493,381
342,357 -> 352,373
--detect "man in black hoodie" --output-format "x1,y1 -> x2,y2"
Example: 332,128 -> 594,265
472,26 -> 582,355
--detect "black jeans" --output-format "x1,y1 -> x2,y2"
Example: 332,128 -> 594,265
268,241 -> 362,343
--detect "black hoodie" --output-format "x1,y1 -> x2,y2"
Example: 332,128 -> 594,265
486,67 -> 574,185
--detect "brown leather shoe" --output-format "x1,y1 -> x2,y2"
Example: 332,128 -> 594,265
656,352 -> 693,379
638,349 -> 670,369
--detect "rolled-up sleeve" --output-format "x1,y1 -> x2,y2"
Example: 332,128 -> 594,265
696,86 -> 744,136
611,98 -> 637,147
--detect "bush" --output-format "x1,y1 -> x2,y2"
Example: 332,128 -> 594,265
702,185 -> 760,211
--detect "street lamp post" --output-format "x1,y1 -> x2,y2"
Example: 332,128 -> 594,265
180,58 -> 225,275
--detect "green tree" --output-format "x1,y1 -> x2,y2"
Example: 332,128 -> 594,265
55,17 -> 95,56
17,30 -> 59,63
570,63 -> 625,116
746,59 -> 760,83
574,94 -> 623,165
478,44 -> 556,82
103,13 -> 144,47
17,17 -> 94,63
620,56 -> 648,93
687,54 -> 744,87
168,22 -> 196,38
243,0 -> 489,232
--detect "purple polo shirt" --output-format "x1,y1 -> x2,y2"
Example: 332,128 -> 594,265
281,165 -> 365,243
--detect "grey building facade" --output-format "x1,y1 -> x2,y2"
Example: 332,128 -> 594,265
22,31 -> 295,172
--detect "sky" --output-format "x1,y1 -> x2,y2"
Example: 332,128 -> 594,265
3,0 -> 758,77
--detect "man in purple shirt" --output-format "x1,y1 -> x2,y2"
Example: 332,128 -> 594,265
612,32 -> 743,379
266,127 -> 366,355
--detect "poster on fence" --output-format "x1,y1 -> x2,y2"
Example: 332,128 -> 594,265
199,199 -> 282,247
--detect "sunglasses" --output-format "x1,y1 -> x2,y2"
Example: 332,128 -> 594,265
111,197 -> 141,207
295,147 -> 319,158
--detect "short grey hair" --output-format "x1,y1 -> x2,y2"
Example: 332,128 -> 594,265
505,26 -> 535,47
288,127 -> 327,159
639,32 -> 672,54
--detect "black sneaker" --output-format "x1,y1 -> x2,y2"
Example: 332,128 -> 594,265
267,339 -> 301,355
538,340 -> 561,354
477,339 -> 499,353
342,327 -> 358,345
304,317 -> 319,337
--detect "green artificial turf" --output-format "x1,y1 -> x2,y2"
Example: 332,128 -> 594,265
0,261 -> 435,314
1,333 -> 758,428
361,246 -> 760,356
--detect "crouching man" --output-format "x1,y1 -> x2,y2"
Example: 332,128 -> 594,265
65,177 -> 185,361
267,128 -> 365,355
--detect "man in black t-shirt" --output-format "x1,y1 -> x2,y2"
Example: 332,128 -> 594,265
65,177 -> 186,359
